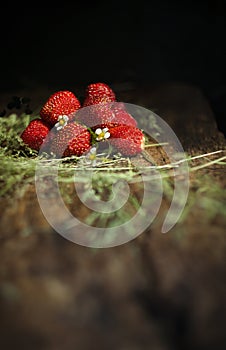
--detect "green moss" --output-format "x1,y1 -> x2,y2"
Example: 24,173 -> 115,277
0,113 -> 38,197
0,113 -> 38,157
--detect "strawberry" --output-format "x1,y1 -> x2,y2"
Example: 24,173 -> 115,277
78,83 -> 137,129
20,118 -> 51,151
50,122 -> 91,157
76,103 -> 137,129
83,82 -> 116,107
111,106 -> 137,128
40,90 -> 81,126
108,125 -> 145,156
76,104 -> 114,128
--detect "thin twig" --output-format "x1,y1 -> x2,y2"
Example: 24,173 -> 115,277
144,142 -> 169,148
173,149 -> 225,165
190,155 -> 226,171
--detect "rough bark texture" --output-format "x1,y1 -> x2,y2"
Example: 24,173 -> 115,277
0,83 -> 226,350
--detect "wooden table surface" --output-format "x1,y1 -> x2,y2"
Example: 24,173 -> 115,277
0,82 -> 226,350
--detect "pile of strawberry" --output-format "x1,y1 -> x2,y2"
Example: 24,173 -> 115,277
20,82 -> 145,158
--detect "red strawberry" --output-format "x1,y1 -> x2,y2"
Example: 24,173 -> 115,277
111,107 -> 137,128
108,125 -> 145,156
50,122 -> 91,157
20,118 -> 51,151
76,103 -> 114,128
40,90 -> 81,126
76,103 -> 137,129
83,82 -> 116,107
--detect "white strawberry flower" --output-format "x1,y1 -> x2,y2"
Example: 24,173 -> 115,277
55,115 -> 69,130
95,127 -> 110,141
85,147 -> 98,166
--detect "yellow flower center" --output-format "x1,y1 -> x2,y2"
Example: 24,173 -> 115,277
89,154 -> 96,161
59,119 -> 65,126
99,131 -> 105,139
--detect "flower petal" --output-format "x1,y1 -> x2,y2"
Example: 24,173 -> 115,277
90,147 -> 97,154
104,132 -> 111,139
63,115 -> 69,122
95,128 -> 102,135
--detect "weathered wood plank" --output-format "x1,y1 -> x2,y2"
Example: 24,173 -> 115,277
0,83 -> 225,350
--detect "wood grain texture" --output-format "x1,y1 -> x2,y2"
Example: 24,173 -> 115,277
0,83 -> 225,350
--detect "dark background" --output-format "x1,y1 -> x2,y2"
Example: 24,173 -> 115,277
1,0 -> 226,134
